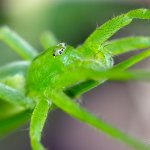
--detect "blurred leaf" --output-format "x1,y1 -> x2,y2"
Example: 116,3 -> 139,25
0,83 -> 34,109
0,61 -> 29,78
0,110 -> 31,137
40,31 -> 58,49
0,26 -> 38,60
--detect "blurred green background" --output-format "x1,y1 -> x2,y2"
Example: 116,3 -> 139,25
0,0 -> 150,150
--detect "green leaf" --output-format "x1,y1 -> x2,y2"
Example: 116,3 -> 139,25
0,26 -> 38,60
40,31 -> 58,49
0,61 -> 29,78
0,100 -> 23,119
0,110 -> 31,137
0,83 -> 34,109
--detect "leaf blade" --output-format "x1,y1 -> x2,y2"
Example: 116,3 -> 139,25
0,110 -> 31,137
0,26 -> 38,60
0,83 -> 34,109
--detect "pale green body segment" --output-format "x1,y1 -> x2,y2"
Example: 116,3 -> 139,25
27,45 -> 113,95
1,8 -> 150,150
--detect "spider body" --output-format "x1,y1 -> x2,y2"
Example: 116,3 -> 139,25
27,44 -> 113,97
1,9 -> 150,150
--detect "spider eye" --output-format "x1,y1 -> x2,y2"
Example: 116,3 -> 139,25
53,43 -> 66,57
59,51 -> 62,54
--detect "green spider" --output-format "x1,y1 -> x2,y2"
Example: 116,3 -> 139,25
1,8 -> 150,150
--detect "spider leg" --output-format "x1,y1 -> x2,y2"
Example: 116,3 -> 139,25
113,48 -> 150,71
54,67 -> 150,98
64,48 -> 150,97
105,36 -> 150,56
0,26 -> 38,60
30,97 -> 52,150
47,89 -> 149,150
83,9 -> 150,50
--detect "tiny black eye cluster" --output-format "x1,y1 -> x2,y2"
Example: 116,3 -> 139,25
53,43 -> 66,57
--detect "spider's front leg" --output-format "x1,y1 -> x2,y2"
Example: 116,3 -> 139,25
46,89 -> 149,150
83,9 -> 150,50
105,36 -> 150,56
30,97 -> 52,150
